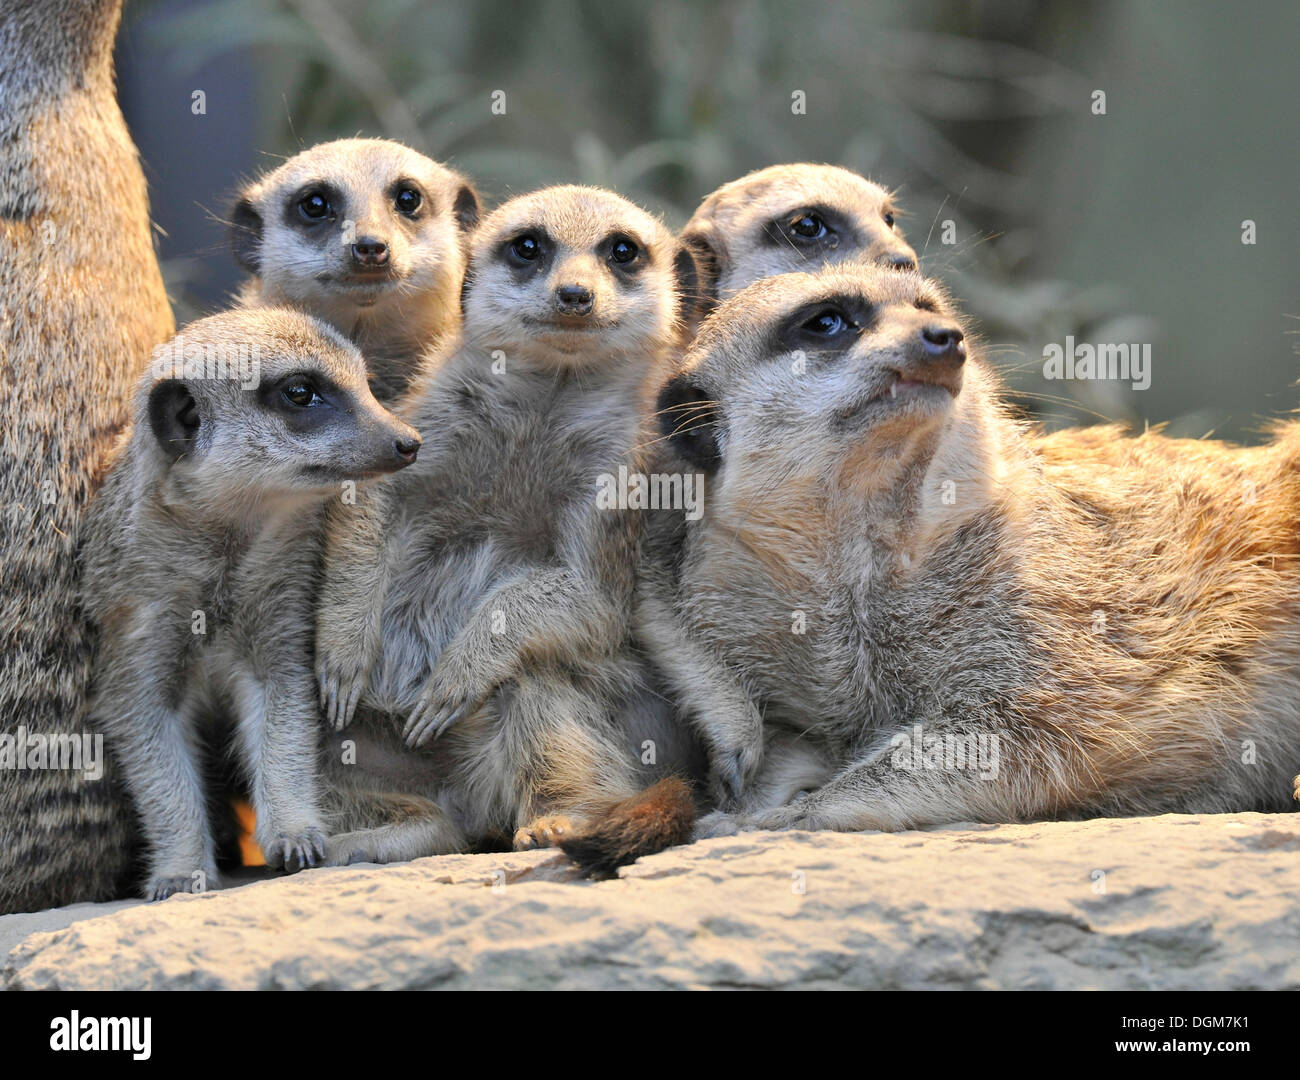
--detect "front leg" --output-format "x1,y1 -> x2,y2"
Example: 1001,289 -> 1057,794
235,673 -> 327,873
636,589 -> 764,804
104,692 -> 217,900
316,487 -> 393,730
404,567 -> 621,746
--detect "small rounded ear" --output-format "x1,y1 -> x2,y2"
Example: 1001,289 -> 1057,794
453,184 -> 481,232
657,373 -> 720,472
672,243 -> 704,327
229,194 -> 263,274
147,380 -> 201,462
680,230 -> 721,321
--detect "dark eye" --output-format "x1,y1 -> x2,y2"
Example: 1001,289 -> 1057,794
510,234 -> 541,262
282,380 -> 323,408
789,213 -> 827,240
395,187 -> 422,215
802,308 -> 851,336
298,192 -> 332,221
610,237 -> 639,264
883,211 -> 896,228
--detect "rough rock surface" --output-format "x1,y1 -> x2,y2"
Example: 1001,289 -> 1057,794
5,813 -> 1299,990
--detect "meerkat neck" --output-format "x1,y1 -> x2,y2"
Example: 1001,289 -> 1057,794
829,364 -> 1037,582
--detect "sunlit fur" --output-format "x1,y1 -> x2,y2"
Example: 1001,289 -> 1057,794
642,263 -> 1300,835
0,0 -> 175,914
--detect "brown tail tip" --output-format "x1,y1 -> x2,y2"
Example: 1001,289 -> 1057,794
559,777 -> 695,878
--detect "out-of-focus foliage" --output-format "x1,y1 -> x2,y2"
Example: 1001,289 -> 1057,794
133,0 -> 1299,438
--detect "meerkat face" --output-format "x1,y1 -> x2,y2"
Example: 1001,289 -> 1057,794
461,185 -> 698,370
682,164 -> 917,312
230,138 -> 480,313
657,266 -> 967,484
143,309 -> 422,508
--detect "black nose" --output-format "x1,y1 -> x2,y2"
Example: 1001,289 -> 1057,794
352,238 -> 389,268
885,252 -> 917,272
395,433 -> 421,465
920,324 -> 966,363
555,284 -> 594,316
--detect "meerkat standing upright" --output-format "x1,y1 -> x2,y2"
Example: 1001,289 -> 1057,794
314,186 -> 700,873
230,139 -> 480,402
680,163 -> 917,322
0,0 -> 174,913
84,308 -> 421,899
643,264 -> 1300,831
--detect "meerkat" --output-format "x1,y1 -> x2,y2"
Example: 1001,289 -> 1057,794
0,0 -> 175,914
314,185 -> 700,873
83,308 -> 421,900
230,138 -> 481,402
641,264 -> 1300,835
681,163 -> 917,322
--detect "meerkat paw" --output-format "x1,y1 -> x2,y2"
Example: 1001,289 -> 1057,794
261,825 -> 328,873
322,831 -> 384,867
147,865 -> 219,902
513,815 -> 575,850
403,665 -> 488,747
317,659 -> 369,730
693,810 -> 742,841
707,737 -> 765,807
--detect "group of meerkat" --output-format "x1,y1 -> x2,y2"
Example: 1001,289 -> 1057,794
5,8 -> 1297,910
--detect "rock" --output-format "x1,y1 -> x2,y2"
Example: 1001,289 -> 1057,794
4,813 -> 1299,990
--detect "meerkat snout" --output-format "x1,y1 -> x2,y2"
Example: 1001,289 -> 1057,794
351,235 -> 390,271
555,283 -> 595,317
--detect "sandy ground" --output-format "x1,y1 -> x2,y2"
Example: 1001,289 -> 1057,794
4,813 -> 1299,990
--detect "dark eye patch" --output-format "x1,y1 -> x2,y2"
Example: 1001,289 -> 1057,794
500,228 -> 552,276
388,178 -> 425,219
258,369 -> 345,433
761,205 -> 858,253
286,182 -> 343,230
769,295 -> 875,358
604,232 -> 646,271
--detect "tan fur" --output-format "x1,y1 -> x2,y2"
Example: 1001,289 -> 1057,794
0,0 -> 174,913
315,186 -> 700,871
232,138 -> 479,402
642,264 -> 1300,834
683,163 -> 916,322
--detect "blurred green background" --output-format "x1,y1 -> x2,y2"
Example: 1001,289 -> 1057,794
116,0 -> 1298,439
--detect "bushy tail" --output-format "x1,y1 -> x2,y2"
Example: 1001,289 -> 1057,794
559,778 -> 695,878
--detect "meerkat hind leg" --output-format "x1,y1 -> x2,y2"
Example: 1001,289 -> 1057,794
323,792 -> 466,866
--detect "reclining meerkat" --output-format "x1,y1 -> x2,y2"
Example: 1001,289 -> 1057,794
83,308 -> 421,899
315,185 -> 701,873
643,263 -> 1300,834
681,163 -> 917,321
230,138 -> 481,402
